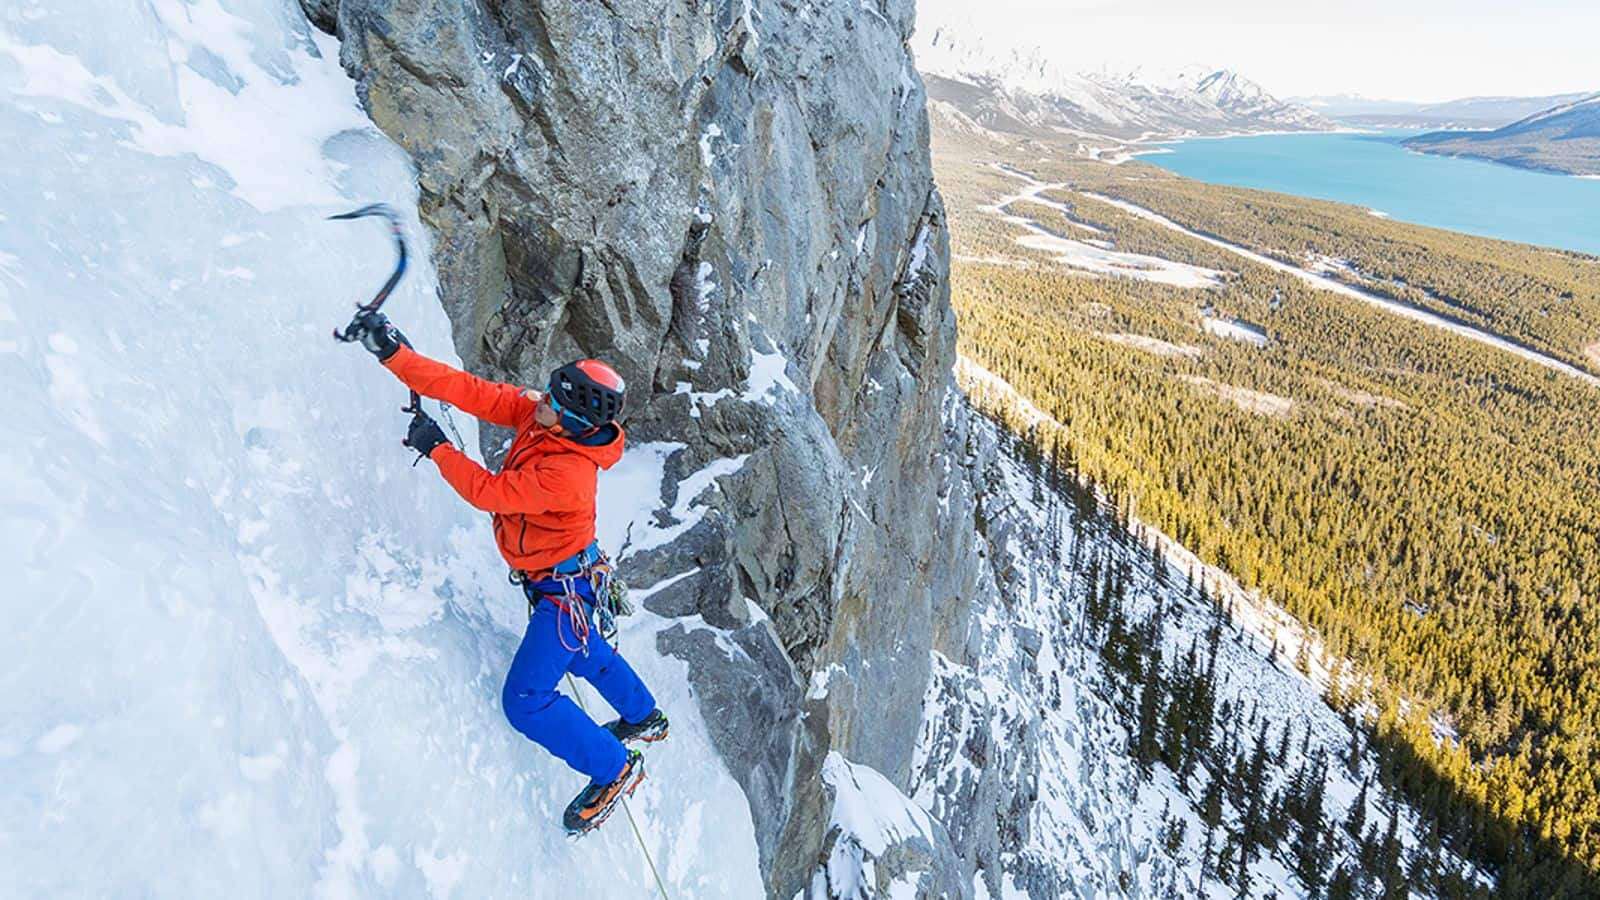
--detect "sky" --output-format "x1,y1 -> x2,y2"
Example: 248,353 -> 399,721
915,0 -> 1600,102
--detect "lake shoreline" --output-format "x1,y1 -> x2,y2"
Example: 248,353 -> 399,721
1144,130 -> 1600,254
1402,143 -> 1599,179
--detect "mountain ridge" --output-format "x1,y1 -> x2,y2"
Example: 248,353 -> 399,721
913,26 -> 1330,141
1293,91 -> 1596,128
1404,91 -> 1600,175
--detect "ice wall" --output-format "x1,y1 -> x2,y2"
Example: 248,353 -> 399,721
1,1 -> 760,895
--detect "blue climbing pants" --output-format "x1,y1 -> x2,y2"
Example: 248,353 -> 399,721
501,578 -> 657,784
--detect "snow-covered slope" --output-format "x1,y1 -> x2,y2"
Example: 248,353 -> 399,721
912,26 -> 1329,140
3,2 -> 762,895
907,372 -> 1489,898
1501,92 -> 1600,132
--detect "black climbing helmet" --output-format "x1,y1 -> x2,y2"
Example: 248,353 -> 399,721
547,359 -> 626,429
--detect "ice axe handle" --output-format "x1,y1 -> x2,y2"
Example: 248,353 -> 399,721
328,203 -> 408,339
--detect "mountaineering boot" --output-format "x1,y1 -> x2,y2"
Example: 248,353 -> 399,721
603,709 -> 669,745
563,750 -> 645,836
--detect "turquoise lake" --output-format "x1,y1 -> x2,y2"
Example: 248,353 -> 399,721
1145,130 -> 1600,255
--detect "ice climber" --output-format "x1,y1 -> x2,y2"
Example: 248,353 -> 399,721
347,310 -> 669,835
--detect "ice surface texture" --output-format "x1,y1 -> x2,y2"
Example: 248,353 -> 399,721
1,1 -> 760,896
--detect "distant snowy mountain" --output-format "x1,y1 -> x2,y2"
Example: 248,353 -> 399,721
1290,94 -> 1420,117
913,27 -> 1330,141
1294,92 -> 1596,128
1408,92 -> 1600,176
1503,92 -> 1600,132
1405,92 -> 1600,175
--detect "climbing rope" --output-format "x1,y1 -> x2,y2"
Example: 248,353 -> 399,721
564,673 -> 671,900
551,583 -> 593,654
618,787 -> 668,900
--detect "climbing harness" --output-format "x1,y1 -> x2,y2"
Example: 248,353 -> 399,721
564,672 -> 671,900
512,542 -> 632,654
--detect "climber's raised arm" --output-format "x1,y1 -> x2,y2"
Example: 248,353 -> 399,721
348,310 -> 536,428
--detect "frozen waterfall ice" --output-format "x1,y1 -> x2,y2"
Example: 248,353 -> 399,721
1,1 -> 762,896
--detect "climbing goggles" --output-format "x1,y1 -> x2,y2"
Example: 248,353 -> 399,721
510,541 -> 634,654
545,390 -> 599,431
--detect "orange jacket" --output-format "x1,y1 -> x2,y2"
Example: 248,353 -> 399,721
381,345 -> 625,572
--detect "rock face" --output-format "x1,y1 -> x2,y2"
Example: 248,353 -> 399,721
307,0 -> 975,894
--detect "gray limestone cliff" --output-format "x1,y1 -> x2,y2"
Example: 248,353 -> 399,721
305,1 -> 982,894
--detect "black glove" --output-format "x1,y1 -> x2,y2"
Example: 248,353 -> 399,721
350,310 -> 408,361
403,410 -> 449,458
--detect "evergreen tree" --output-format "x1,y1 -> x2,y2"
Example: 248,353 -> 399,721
1242,719 -> 1271,853
1134,672 -> 1164,778
1378,805 -> 1407,899
1292,761 -> 1328,895
1200,773 -> 1225,830
1326,865 -> 1357,900
1240,780 -> 1264,870
1347,778 -> 1370,840
1199,773 -> 1224,885
1215,835 -> 1236,887
1233,853 -> 1254,900
1159,806 -> 1187,855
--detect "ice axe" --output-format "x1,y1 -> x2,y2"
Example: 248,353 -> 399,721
328,203 -> 421,415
